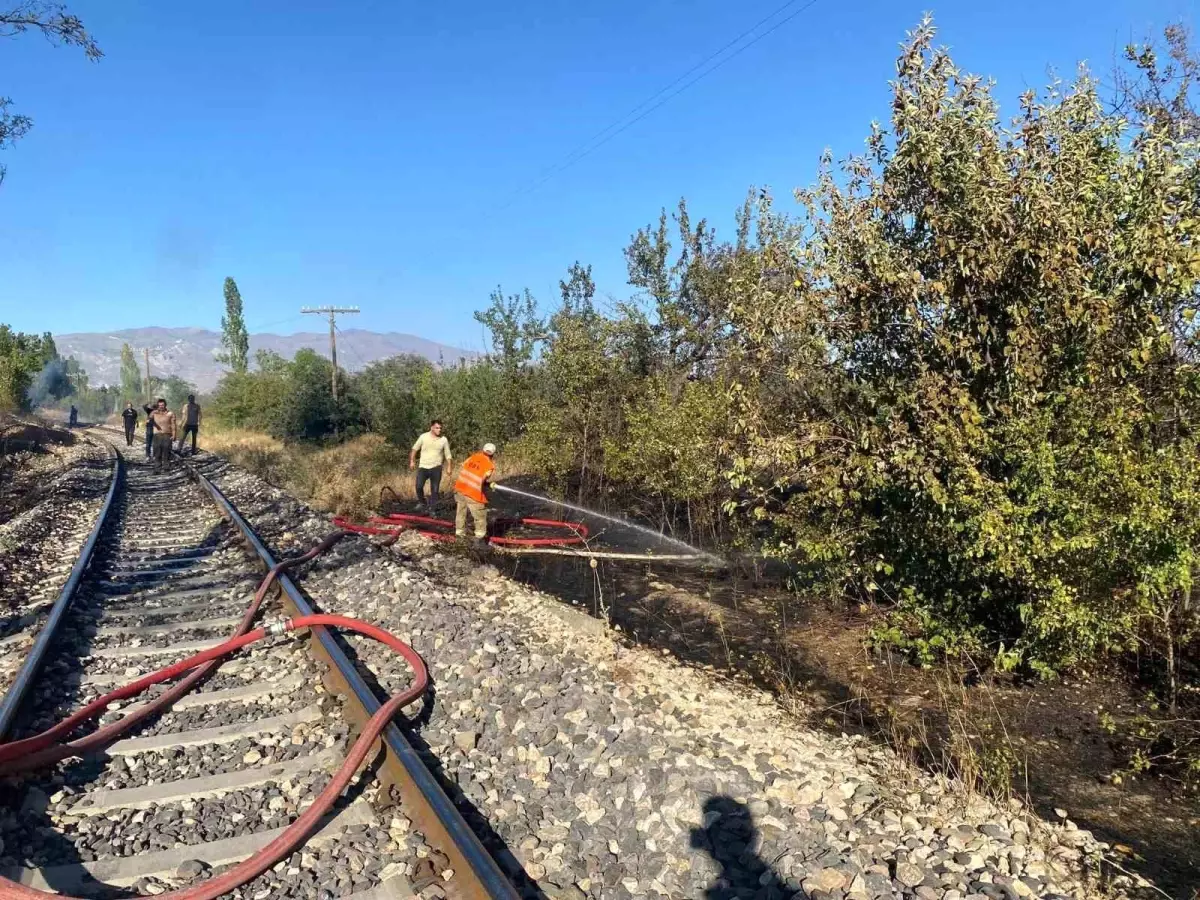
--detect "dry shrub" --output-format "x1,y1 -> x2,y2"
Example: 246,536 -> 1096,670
293,434 -> 408,516
202,428 -> 294,485
205,428 -> 416,517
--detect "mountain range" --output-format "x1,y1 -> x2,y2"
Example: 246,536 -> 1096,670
53,327 -> 477,392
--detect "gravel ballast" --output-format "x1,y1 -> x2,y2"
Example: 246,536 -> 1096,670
196,457 -> 1149,900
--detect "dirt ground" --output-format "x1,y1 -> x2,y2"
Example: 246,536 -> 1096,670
0,417 -> 79,524
492,551 -> 1200,900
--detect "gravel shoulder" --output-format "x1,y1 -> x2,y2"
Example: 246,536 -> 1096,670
0,431 -> 111,695
196,454 -> 1151,900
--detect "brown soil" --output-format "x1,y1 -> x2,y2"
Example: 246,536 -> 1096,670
496,553 -> 1200,900
0,417 -> 78,524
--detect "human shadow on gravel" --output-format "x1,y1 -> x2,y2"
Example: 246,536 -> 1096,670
690,797 -> 807,900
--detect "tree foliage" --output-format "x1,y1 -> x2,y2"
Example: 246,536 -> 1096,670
118,343 -> 141,403
0,325 -> 58,411
219,277 -> 250,374
203,22 -> 1200,756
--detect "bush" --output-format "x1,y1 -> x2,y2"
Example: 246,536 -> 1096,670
727,19 -> 1200,681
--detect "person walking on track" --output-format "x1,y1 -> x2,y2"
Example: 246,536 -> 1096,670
178,394 -> 202,456
149,398 -> 176,474
121,402 -> 138,447
453,442 -> 496,543
142,402 -> 155,459
409,419 -> 452,511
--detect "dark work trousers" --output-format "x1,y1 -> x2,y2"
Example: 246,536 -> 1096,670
152,434 -> 173,473
144,426 -> 154,459
123,422 -> 136,446
178,424 -> 198,455
415,466 -> 442,508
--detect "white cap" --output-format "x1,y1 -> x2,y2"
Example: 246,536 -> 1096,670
482,442 -> 497,455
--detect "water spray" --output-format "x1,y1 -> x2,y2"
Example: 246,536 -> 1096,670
491,483 -> 724,565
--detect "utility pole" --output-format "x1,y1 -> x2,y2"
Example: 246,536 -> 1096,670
300,306 -> 360,403
143,348 -> 151,401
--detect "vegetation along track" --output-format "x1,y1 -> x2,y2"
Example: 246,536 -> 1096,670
0,431 -> 518,900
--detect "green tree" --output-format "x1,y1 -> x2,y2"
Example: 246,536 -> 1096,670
0,326 -> 60,410
473,286 -> 543,437
726,17 -> 1200,678
1,3 -> 102,185
351,354 -> 434,448
219,277 -> 250,374
160,374 -> 195,410
118,343 -> 141,403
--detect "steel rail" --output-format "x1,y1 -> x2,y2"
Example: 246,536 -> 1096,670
0,438 -> 121,739
185,464 -> 520,900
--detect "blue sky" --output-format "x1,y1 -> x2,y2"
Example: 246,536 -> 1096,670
0,0 -> 1195,352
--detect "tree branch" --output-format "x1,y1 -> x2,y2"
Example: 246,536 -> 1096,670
0,2 -> 102,59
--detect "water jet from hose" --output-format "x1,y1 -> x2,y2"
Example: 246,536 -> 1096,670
491,483 -> 723,564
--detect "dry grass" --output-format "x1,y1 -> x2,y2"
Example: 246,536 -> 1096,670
203,428 -> 416,516
204,427 -> 537,518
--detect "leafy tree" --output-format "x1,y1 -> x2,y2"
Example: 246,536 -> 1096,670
473,286 -> 543,436
212,348 -> 350,441
728,18 -> 1200,679
159,374 -> 195,410
1114,24 -> 1200,139
351,354 -> 434,448
1,2 -> 101,185
0,326 -> 59,410
118,343 -> 141,403
219,277 -> 250,374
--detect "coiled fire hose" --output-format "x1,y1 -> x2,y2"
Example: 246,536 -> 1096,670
0,532 -> 430,900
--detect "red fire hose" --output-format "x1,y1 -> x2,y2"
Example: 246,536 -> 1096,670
333,513 -> 589,547
0,534 -> 429,900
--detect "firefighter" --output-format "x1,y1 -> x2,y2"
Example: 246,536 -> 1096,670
453,442 -> 496,543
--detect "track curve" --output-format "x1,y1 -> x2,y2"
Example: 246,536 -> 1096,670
0,433 -> 519,900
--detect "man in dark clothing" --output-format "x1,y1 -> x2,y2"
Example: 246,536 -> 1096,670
143,403 -> 155,459
149,399 -> 176,474
68,405 -> 78,428
178,394 -> 201,455
121,402 -> 138,447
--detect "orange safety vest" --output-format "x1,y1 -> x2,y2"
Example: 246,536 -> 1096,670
454,452 -> 495,505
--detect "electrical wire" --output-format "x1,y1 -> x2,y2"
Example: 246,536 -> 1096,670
494,0 -> 824,211
245,314 -> 308,334
334,323 -> 369,372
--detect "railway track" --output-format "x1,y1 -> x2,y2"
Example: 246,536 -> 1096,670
0,433 -> 519,900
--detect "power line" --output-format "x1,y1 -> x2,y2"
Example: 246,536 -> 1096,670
495,0 -> 824,212
333,323 -> 368,371
300,306 -> 359,405
245,313 -> 307,334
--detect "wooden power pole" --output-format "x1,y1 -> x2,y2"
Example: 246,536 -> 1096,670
143,348 -> 151,400
300,306 -> 360,402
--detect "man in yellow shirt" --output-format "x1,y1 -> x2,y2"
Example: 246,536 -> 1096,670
408,420 -> 452,511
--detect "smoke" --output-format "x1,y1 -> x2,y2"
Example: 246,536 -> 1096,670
26,357 -> 70,409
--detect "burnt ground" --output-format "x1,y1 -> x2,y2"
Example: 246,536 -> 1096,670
0,417 -> 79,523
455,491 -> 1199,900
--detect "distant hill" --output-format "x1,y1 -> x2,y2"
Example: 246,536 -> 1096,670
53,327 -> 478,392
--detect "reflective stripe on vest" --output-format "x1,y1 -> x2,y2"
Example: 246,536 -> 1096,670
454,452 -> 494,504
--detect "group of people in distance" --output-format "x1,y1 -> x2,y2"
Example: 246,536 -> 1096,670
408,418 -> 497,543
120,395 -> 202,474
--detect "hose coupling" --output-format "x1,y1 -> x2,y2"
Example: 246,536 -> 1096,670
263,618 -> 294,636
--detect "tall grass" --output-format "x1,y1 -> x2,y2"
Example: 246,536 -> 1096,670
203,428 -> 415,516
203,427 -> 532,517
